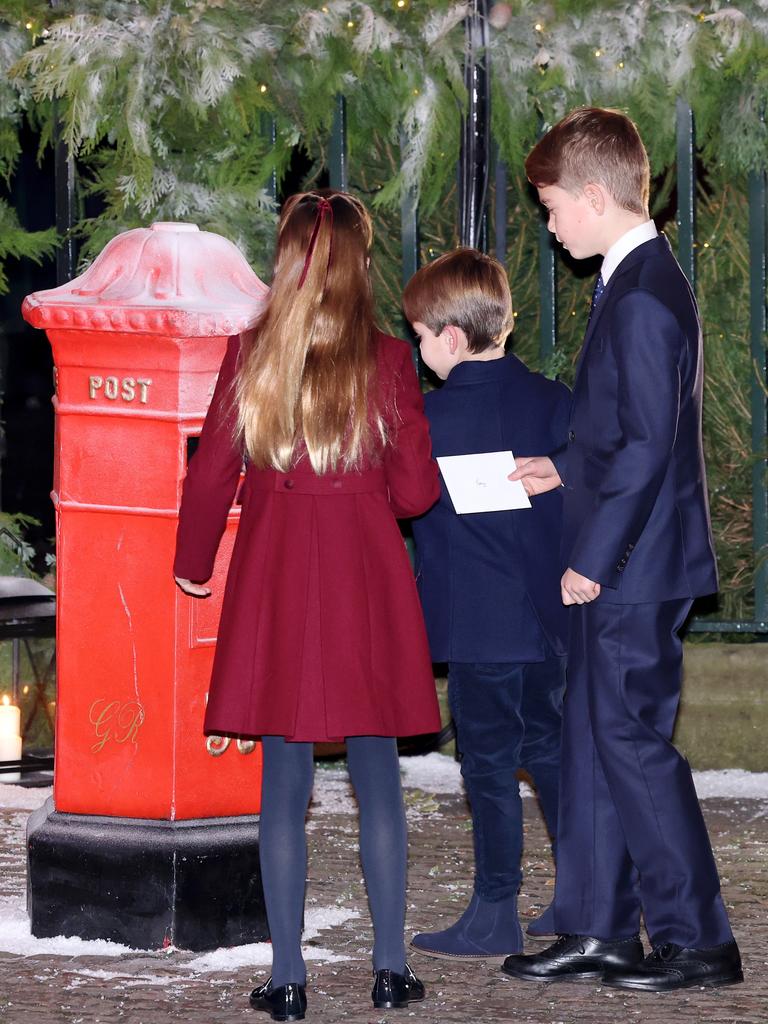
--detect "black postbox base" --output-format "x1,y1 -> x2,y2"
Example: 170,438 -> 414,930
26,797 -> 268,951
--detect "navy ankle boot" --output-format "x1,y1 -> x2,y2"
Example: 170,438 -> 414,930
411,892 -> 523,960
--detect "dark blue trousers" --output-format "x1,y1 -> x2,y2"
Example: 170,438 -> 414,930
448,655 -> 565,900
551,599 -> 733,948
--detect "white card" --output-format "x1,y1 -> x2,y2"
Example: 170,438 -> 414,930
436,451 -> 532,514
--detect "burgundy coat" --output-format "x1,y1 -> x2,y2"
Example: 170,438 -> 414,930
174,331 -> 442,741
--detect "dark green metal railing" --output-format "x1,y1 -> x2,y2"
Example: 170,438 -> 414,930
54,80 -> 766,635
748,166 -> 768,629
675,101 -> 767,633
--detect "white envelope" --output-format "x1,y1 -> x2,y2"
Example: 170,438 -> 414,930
436,451 -> 532,514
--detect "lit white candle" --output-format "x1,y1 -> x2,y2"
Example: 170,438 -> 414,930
0,695 -> 22,783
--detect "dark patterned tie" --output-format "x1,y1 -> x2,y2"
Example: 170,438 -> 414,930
589,273 -> 606,319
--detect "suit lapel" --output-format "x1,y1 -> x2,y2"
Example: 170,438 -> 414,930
572,275 -> 616,386
571,235 -> 670,392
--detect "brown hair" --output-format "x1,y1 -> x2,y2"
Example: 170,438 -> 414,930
402,247 -> 514,355
236,190 -> 383,475
525,107 -> 650,216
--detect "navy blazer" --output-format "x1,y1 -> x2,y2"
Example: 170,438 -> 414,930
552,234 -> 718,603
412,354 -> 571,662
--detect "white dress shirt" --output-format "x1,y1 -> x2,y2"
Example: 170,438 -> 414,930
601,220 -> 658,284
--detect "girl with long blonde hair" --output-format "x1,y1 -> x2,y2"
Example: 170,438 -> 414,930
174,190 -> 440,1020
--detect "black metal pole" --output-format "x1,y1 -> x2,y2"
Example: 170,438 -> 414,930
50,1 -> 77,283
458,0 -> 490,251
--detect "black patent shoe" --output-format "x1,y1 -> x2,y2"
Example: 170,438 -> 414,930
502,933 -> 644,982
371,962 -> 425,1009
249,977 -> 307,1021
602,940 -> 743,992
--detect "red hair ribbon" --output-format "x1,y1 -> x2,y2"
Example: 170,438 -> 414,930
297,197 -> 334,290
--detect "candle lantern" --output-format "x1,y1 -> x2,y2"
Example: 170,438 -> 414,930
0,695 -> 22,783
22,223 -> 270,950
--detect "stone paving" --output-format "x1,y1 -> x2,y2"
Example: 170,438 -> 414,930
0,759 -> 766,1024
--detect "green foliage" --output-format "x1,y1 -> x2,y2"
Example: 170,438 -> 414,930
0,198 -> 57,293
3,0 -> 765,237
671,177 -> 760,622
0,511 -> 41,577
0,0 -> 766,612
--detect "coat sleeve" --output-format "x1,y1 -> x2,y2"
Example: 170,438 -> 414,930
383,343 -> 440,518
548,380 -> 571,483
568,289 -> 683,588
173,335 -> 244,583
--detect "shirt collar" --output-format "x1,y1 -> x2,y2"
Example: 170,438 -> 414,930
601,220 -> 658,284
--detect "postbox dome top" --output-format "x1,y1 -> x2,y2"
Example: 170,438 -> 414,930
22,222 -> 269,337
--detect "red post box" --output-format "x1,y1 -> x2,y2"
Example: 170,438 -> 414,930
22,222 -> 271,949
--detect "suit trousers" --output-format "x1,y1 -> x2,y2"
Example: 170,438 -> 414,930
551,598 -> 733,948
448,655 -> 565,900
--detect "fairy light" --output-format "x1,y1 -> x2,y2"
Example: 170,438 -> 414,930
259,84 -> 268,93
594,48 -> 602,58
25,20 -> 33,29
347,19 -> 355,28
617,60 -> 625,69
534,22 -> 543,31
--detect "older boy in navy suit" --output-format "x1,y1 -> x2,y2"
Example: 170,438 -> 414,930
504,108 -> 742,991
403,248 -> 570,960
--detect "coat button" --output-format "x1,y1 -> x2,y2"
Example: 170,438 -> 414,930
568,430 -> 575,442
284,479 -> 294,490
332,479 -> 342,489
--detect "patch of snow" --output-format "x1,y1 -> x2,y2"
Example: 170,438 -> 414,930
399,752 -> 461,793
183,905 -> 361,973
398,752 -> 534,797
0,783 -> 52,811
64,969 -> 179,988
0,896 -> 360,967
398,754 -> 768,802
693,769 -> 768,799
0,898 -> 138,957
308,770 -> 357,816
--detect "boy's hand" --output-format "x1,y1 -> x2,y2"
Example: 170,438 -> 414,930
561,569 -> 601,605
175,576 -> 212,598
509,456 -> 562,496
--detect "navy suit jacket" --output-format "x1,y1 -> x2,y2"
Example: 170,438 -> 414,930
552,234 -> 718,603
412,355 -> 571,662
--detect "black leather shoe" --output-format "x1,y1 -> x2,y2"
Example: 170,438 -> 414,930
249,977 -> 307,1021
502,933 -> 644,982
603,940 -> 743,991
371,962 -> 425,1009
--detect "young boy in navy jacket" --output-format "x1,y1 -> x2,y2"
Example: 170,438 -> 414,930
404,248 -> 570,959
